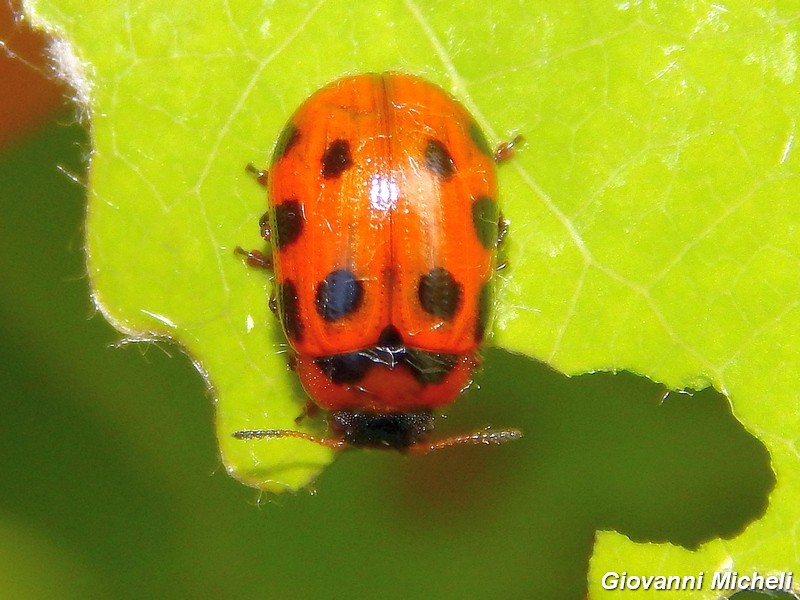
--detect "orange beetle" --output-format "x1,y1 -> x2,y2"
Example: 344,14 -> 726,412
236,73 -> 521,452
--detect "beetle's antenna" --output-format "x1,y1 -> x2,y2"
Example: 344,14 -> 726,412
409,428 -> 523,455
233,429 -> 347,450
234,427 -> 523,453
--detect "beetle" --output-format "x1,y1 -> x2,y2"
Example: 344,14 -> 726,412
235,73 -> 522,453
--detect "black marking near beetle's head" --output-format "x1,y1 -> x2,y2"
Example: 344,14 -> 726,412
314,352 -> 372,385
402,349 -> 459,384
377,324 -> 403,347
313,341 -> 458,387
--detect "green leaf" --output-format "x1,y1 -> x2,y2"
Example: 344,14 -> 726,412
27,0 -> 800,595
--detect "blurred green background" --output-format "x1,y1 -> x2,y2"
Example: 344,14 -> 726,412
0,7 -> 779,600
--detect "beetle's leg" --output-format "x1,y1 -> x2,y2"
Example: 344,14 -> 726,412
294,400 -> 321,425
497,212 -> 510,247
236,208 -> 272,268
235,247 -> 272,270
268,289 -> 278,314
493,134 -> 524,163
245,162 -> 269,187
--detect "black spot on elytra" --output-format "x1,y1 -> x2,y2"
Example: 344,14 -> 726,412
472,196 -> 499,249
315,269 -> 363,321
272,123 -> 299,164
315,352 -> 371,384
321,139 -> 353,179
424,138 -> 456,180
273,199 -> 304,248
278,280 -> 303,341
469,121 -> 493,158
475,281 -> 492,343
418,267 -> 462,320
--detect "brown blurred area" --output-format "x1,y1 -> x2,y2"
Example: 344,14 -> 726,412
0,0 -> 70,152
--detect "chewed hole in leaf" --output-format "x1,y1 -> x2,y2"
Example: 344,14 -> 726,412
388,351 -> 774,550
